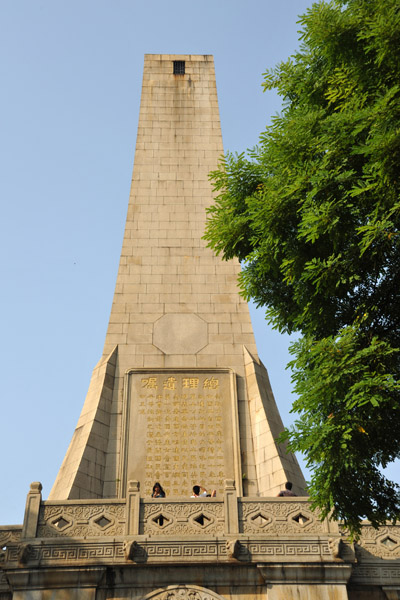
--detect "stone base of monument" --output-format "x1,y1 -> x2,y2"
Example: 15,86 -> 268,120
1,481 -> 399,600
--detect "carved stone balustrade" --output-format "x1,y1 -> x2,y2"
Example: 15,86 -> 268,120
1,481 -> 400,596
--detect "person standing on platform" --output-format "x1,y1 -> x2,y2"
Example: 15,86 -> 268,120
277,481 -> 297,497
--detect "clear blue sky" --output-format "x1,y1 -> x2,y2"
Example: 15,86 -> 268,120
1,1 -> 398,526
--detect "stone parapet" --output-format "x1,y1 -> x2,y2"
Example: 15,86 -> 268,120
24,490 -> 334,541
10,485 -> 400,558
2,486 -> 400,597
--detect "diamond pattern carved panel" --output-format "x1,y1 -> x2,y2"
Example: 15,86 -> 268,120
142,502 -> 224,535
239,501 -> 325,535
37,503 -> 126,538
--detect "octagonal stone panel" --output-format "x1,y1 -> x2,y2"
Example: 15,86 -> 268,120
153,313 -> 208,355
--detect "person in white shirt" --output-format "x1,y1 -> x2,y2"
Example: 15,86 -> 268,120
191,485 -> 216,497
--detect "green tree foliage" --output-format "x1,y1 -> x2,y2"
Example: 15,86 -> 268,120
204,0 -> 400,535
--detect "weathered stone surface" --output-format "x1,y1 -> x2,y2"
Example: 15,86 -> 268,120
47,54 -> 305,502
153,314 -> 208,355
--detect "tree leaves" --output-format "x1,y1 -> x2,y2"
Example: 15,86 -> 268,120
281,323 -> 400,534
204,0 -> 400,536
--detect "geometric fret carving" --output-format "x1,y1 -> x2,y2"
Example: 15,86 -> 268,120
6,497 -> 400,566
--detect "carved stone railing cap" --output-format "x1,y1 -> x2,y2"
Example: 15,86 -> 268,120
29,482 -> 42,494
128,480 -> 140,492
224,479 -> 235,490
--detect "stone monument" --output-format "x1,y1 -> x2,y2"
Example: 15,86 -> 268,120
49,53 -> 306,503
1,54 -> 399,600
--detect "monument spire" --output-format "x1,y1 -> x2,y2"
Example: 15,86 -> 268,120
49,54 -> 306,501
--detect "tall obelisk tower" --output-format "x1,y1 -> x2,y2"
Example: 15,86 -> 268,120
49,55 -> 306,501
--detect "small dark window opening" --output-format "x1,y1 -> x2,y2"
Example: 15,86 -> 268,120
173,61 -> 185,75
194,514 -> 211,527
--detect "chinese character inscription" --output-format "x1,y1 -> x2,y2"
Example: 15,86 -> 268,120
126,370 -> 237,497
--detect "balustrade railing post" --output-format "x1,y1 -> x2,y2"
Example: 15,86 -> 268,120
224,479 -> 239,534
21,482 -> 42,539
126,480 -> 141,535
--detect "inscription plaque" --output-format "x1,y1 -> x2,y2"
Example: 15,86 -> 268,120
121,369 -> 242,497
